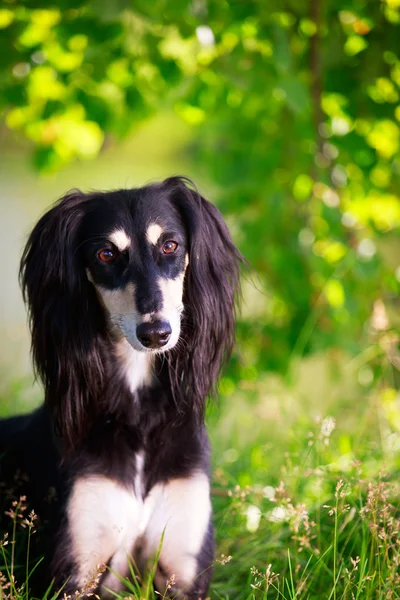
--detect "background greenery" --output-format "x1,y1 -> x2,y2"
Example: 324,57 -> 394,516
1,1 -> 400,599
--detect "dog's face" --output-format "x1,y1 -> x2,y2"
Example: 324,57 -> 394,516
80,191 -> 189,353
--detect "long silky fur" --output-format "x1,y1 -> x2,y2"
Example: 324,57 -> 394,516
165,177 -> 244,418
19,191 -> 107,448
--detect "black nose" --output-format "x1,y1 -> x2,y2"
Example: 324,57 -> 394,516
136,321 -> 172,349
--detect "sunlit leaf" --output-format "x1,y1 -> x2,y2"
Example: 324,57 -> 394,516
344,34 -> 368,56
175,103 -> 206,125
0,9 -> 14,29
324,280 -> 345,308
367,119 -> 399,159
292,174 -> 313,201
368,78 -> 399,104
313,240 -> 348,264
344,193 -> 400,231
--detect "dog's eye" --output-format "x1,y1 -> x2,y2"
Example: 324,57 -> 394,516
162,240 -> 178,254
98,249 -> 116,263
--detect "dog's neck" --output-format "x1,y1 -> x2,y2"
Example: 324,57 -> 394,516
114,337 -> 154,394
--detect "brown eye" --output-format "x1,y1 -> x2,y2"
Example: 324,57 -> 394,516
98,249 -> 116,263
162,240 -> 178,254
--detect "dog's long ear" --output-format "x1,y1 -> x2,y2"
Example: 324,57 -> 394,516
166,177 -> 244,416
19,191 -> 105,450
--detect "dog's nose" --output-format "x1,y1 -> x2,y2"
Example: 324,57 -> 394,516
136,321 -> 172,349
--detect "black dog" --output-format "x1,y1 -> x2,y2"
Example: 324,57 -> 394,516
0,177 -> 242,598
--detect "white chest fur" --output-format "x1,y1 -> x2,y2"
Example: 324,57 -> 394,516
67,468 -> 211,593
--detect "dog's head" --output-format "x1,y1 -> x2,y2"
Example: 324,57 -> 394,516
20,177 -> 243,445
81,185 -> 190,354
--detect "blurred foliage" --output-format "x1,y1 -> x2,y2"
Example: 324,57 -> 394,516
1,0 -> 400,376
1,4 -> 400,598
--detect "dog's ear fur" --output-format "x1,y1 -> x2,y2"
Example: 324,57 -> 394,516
165,177 -> 244,417
20,191 -> 105,449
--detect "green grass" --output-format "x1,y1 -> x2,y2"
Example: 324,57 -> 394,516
206,347 -> 400,600
1,352 -> 400,600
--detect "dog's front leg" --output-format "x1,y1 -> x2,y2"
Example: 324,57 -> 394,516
143,471 -> 214,599
53,475 -> 141,595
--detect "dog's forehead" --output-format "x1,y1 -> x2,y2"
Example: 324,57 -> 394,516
136,189 -> 183,232
83,190 -> 183,242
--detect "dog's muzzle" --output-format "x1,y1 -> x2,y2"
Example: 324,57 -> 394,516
136,320 -> 172,349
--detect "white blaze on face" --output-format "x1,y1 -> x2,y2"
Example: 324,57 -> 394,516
146,223 -> 163,246
94,282 -> 142,346
109,229 -> 131,252
156,253 -> 189,349
158,273 -> 185,348
96,282 -> 137,315
90,282 -> 152,388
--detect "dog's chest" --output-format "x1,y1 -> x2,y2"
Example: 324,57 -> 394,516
68,451 -> 150,535
134,450 -> 145,499
66,464 -> 212,592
